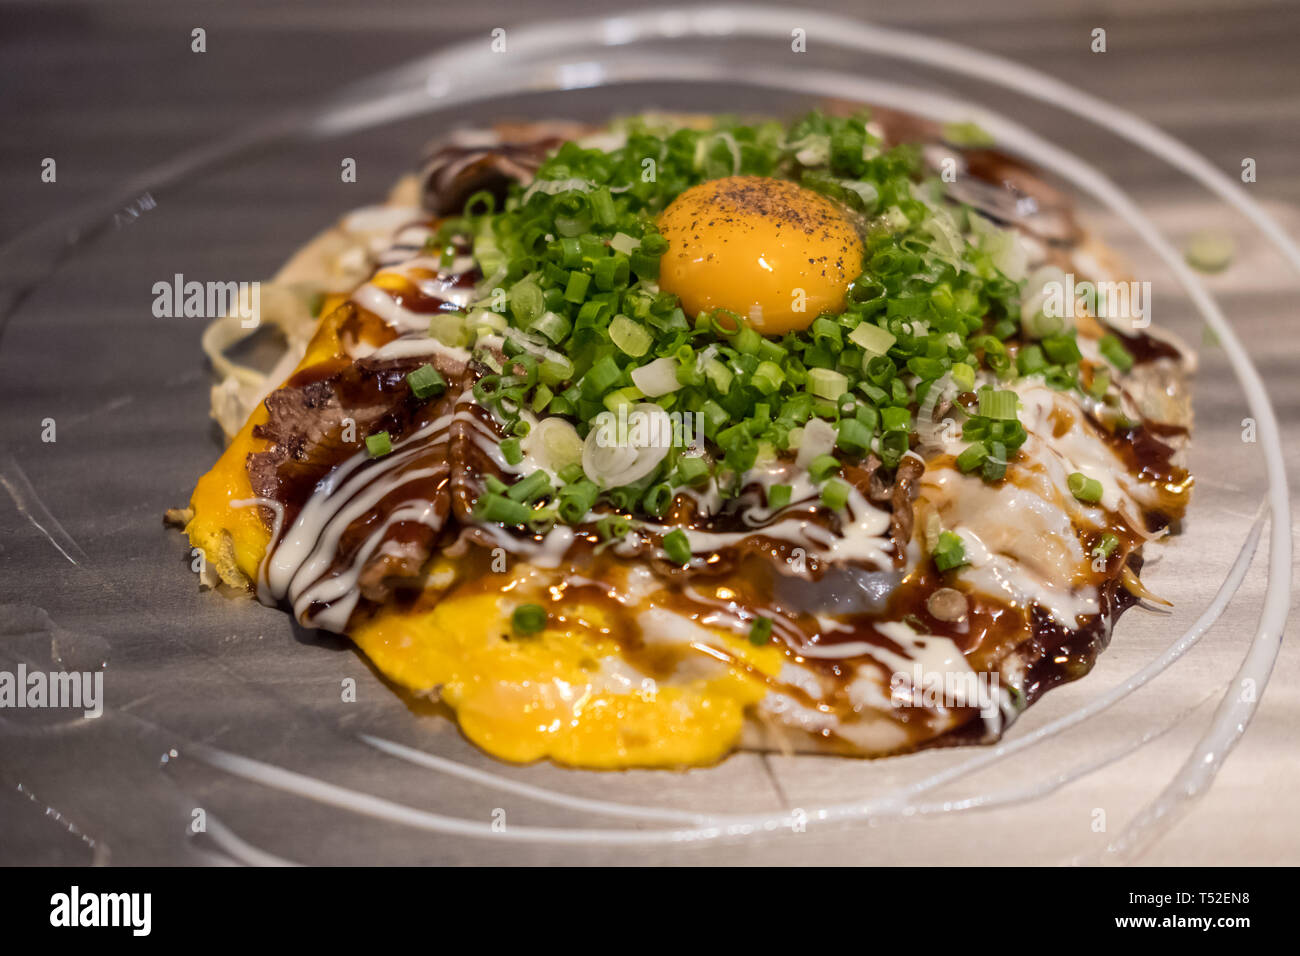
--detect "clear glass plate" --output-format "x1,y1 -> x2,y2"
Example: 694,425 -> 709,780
0,6 -> 1290,865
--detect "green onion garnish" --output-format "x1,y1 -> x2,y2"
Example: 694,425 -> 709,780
835,418 -> 872,455
406,364 -> 446,399
1068,471 -> 1104,504
662,528 -> 692,565
767,484 -> 792,510
474,492 -> 532,525
950,362 -> 976,391
848,321 -> 895,356
752,360 -> 785,395
704,357 -> 734,393
424,109 -> 1121,532
820,478 -> 850,511
1016,344 -> 1046,376
1093,532 -> 1120,559
808,454 -> 841,482
597,514 -> 632,540
609,314 -> 652,357
1184,231 -> 1235,274
977,388 -> 1019,421
933,530 -> 968,572
955,441 -> 988,473
1041,334 -> 1082,365
500,437 -> 523,466
879,406 -> 911,433
1098,334 -> 1135,372
1086,367 -> 1111,399
642,482 -> 674,517
365,431 -> 392,458
749,617 -> 774,647
982,440 -> 1008,482
511,603 -> 547,635
674,456 -> 710,486
505,470 -> 551,504
808,367 -> 848,401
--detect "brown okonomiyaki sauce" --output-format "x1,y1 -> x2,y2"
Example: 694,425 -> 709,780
235,118 -> 1197,759
248,354 -> 1189,753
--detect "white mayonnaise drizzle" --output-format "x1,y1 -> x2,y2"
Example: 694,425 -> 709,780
919,376 -> 1172,627
262,412 -> 456,631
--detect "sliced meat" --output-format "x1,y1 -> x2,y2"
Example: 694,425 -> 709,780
842,453 -> 924,556
249,351 -> 461,514
888,456 -> 925,549
419,121 -> 594,216
248,349 -> 467,615
446,367 -> 510,524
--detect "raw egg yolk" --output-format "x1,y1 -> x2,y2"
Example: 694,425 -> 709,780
657,176 -> 864,335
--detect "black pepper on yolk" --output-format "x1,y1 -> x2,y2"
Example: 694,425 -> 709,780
657,175 -> 864,334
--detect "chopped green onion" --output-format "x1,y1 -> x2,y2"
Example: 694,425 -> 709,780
848,322 -> 896,356
597,514 -> 632,540
557,480 -> 599,523
767,484 -> 792,510
605,314 -> 650,358
982,440 -> 1008,482
820,478 -> 850,510
1184,231 -> 1235,274
955,441 -> 988,473
582,355 -> 622,396
808,454 -> 841,482
500,437 -> 523,466
1098,334 -> 1134,372
406,364 -> 446,399
1087,367 -> 1111,399
1041,334 -> 1082,365
836,418 -> 873,455
704,357 -> 734,393
1093,532 -> 1120,558
749,617 -> 774,647
932,530 -> 968,572
752,360 -> 785,395
662,528 -> 692,565
474,492 -> 532,525
977,388 -> 1019,421
563,270 -> 591,304
1068,471 -> 1104,504
508,280 -> 544,325
428,312 -> 469,348
642,482 -> 674,517
365,431 -> 392,458
630,356 -> 681,397
950,362 -> 975,391
674,456 -> 710,486
1016,344 -> 1046,376
588,186 -> 616,226
609,232 -> 640,255
511,603 -> 547,635
530,310 -> 571,344
506,470 -> 551,503
880,406 -> 911,433
942,120 -> 995,147
808,367 -> 848,400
